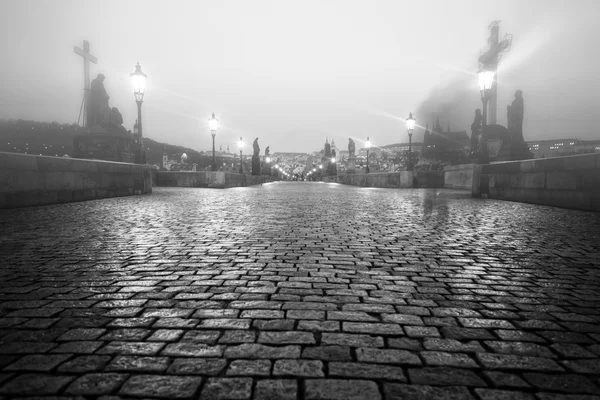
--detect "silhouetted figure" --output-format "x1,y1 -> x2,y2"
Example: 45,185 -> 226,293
253,138 -> 260,156
252,138 -> 260,175
88,74 -> 110,126
507,90 -> 524,140
470,109 -> 482,154
348,138 -> 355,157
108,107 -> 123,127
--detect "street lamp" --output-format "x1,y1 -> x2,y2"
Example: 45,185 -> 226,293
365,137 -> 372,173
405,112 -> 415,171
130,62 -> 147,164
238,137 -> 244,174
478,68 -> 495,126
209,113 -> 218,171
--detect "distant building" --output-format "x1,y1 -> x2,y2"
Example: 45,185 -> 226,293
162,153 -> 176,170
271,152 -> 309,174
526,139 -> 600,158
421,118 -> 469,162
375,143 -> 424,157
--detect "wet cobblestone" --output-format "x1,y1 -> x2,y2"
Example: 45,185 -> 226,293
1,183 -> 600,399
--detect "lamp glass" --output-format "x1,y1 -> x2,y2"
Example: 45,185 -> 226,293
209,113 -> 218,132
478,69 -> 495,92
365,138 -> 371,148
406,113 -> 416,131
238,138 -> 244,149
130,63 -> 147,101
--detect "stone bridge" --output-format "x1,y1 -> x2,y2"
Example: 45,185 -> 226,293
1,183 -> 599,399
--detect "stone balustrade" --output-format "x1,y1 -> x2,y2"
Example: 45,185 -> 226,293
0,152 -> 152,209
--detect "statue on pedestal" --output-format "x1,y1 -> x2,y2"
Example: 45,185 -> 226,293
470,109 -> 482,154
88,74 -> 110,127
346,138 -> 356,172
348,138 -> 355,157
74,73 -> 135,163
475,89 -> 531,163
251,137 -> 260,175
507,90 -> 524,140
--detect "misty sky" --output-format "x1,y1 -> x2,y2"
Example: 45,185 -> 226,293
1,0 -> 599,153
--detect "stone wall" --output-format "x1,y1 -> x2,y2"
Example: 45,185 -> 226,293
414,171 -> 444,188
156,171 -> 274,188
476,153 -> 600,212
0,152 -> 152,209
338,171 -> 414,188
444,164 -> 476,190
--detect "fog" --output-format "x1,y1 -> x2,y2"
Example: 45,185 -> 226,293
1,0 -> 598,152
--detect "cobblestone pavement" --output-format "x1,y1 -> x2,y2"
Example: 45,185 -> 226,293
1,183 -> 600,400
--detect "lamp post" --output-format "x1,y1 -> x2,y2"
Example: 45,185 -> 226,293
478,68 -> 495,126
238,137 -> 244,174
405,112 -> 415,171
133,119 -> 140,156
130,62 -> 147,164
478,68 -> 495,164
365,137 -> 371,173
331,157 -> 337,180
265,156 -> 271,176
209,113 -> 218,171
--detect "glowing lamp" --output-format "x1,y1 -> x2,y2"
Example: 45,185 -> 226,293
238,137 -> 244,149
209,113 -> 219,133
130,62 -> 147,102
478,69 -> 495,94
365,137 -> 371,148
406,112 -> 416,134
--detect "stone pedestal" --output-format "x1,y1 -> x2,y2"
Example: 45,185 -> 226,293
251,155 -> 260,176
479,124 -> 533,163
73,125 -> 136,163
346,155 -> 356,173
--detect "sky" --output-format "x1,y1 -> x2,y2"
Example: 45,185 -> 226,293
1,0 -> 599,153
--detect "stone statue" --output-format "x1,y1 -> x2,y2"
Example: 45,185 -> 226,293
265,146 -> 270,157
88,74 -> 110,127
470,109 -> 482,154
507,90 -> 524,139
108,107 -> 123,127
253,138 -> 260,157
348,138 -> 355,157
251,138 -> 260,175
325,141 -> 331,157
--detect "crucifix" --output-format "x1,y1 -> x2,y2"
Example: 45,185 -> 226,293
74,40 -> 98,130
478,21 -> 512,125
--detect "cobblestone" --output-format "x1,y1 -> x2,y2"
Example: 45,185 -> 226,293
1,184 -> 600,398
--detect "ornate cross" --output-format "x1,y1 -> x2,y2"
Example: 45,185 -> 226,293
74,40 -> 98,129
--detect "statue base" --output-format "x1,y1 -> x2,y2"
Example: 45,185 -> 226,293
73,125 -> 139,163
251,155 -> 261,176
479,124 -> 532,163
346,155 -> 356,172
